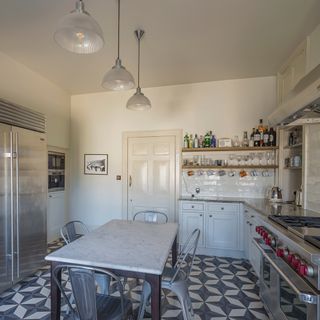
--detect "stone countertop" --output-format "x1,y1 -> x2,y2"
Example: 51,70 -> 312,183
179,196 -> 320,258
46,219 -> 178,275
179,196 -> 319,218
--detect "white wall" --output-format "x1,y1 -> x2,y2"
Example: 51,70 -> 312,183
0,51 -> 70,148
70,76 -> 277,228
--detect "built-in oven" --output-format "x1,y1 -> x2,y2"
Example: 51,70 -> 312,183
48,152 -> 65,192
255,238 -> 320,320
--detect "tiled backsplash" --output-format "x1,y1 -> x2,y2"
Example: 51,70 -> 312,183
181,169 -> 275,198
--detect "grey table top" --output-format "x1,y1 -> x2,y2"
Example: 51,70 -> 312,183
45,219 -> 178,275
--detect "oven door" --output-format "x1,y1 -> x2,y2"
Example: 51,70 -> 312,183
254,238 -> 320,320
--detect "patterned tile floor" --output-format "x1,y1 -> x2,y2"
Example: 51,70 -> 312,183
0,239 -> 269,319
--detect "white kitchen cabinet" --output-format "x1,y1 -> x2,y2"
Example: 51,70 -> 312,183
307,24 -> 320,74
47,191 -> 66,242
243,206 -> 261,277
180,212 -> 205,247
179,200 -> 243,258
205,212 -> 239,250
277,39 -> 307,105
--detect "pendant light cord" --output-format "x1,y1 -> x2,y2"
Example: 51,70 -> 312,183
137,34 -> 140,88
117,0 -> 120,59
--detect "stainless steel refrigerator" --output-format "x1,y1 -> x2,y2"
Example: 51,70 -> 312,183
0,100 -> 47,293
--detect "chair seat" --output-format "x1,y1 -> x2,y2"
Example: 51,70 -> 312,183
162,266 -> 187,283
96,294 -> 132,320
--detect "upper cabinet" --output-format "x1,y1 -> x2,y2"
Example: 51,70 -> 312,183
277,40 -> 308,105
277,23 -> 320,106
307,24 -> 320,75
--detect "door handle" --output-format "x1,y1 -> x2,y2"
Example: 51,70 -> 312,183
129,175 -> 132,187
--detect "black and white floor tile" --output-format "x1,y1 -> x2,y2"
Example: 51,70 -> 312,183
0,240 -> 269,319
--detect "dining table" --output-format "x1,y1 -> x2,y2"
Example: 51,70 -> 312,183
45,219 -> 178,320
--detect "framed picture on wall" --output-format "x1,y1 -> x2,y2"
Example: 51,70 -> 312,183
84,154 -> 108,175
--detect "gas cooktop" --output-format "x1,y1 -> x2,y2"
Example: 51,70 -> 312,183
269,215 -> 320,249
269,215 -> 320,228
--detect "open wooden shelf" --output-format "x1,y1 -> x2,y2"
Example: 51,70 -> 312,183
182,165 -> 278,170
182,146 -> 278,152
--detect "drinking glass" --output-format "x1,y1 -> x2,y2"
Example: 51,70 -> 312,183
265,152 -> 271,165
249,153 -> 255,165
229,154 -> 235,166
236,155 -> 242,166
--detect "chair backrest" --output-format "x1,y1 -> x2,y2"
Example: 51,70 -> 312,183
133,210 -> 168,224
53,265 -> 125,320
170,228 -> 200,284
60,220 -> 89,244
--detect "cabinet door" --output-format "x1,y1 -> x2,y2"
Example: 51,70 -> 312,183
277,67 -> 292,105
249,238 -> 261,277
243,213 -> 250,259
205,212 -> 239,250
180,213 -> 204,247
47,192 -> 66,242
307,24 -> 320,73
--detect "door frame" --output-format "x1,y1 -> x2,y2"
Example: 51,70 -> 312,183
122,129 -> 182,221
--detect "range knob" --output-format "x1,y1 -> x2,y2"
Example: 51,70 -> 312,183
291,255 -> 301,269
276,248 -> 284,257
298,263 -> 315,278
287,253 -> 293,263
283,248 -> 290,258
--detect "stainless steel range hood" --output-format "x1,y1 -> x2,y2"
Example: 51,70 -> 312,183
280,102 -> 320,126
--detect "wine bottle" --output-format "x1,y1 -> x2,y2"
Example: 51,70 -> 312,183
258,119 -> 264,146
242,131 -> 249,147
188,134 -> 193,148
254,128 -> 260,147
263,126 -> 269,146
184,133 -> 189,148
269,127 -> 276,146
193,134 -> 199,148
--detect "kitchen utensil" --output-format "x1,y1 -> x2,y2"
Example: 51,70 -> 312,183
294,186 -> 303,206
239,169 -> 247,177
269,186 -> 283,202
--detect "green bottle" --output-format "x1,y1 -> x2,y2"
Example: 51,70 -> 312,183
184,133 -> 189,148
204,132 -> 211,148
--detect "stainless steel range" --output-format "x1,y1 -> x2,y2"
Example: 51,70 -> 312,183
254,215 -> 320,320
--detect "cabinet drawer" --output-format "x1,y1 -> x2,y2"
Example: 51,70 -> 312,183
207,203 -> 239,213
181,202 -> 204,211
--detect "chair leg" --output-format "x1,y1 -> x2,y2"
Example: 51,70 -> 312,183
167,282 -> 194,320
137,281 -> 151,320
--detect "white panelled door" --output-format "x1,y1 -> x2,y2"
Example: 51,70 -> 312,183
127,136 -> 176,222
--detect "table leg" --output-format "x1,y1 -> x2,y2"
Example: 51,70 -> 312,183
50,261 -> 61,320
171,235 -> 177,266
146,274 -> 161,320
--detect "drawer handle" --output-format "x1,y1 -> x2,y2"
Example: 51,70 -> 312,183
249,223 -> 252,226
251,215 -> 254,218
244,210 -> 248,213
200,214 -> 203,217
209,214 -> 213,217
191,205 -> 194,208
221,207 -> 224,210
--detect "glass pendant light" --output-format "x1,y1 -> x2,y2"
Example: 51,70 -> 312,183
127,30 -> 151,111
54,0 -> 104,54
101,0 -> 134,90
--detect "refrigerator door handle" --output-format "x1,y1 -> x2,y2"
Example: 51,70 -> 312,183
15,132 -> 19,278
9,131 -> 14,282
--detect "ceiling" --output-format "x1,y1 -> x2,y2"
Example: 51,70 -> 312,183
0,0 -> 320,94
